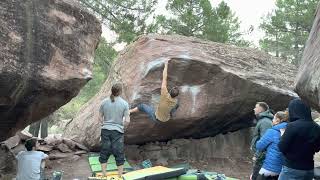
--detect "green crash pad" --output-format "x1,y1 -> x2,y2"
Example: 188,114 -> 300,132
166,175 -> 238,180
122,166 -> 187,180
88,154 -> 133,173
165,169 -> 239,180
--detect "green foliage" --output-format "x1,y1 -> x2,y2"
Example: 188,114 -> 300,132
78,0 -> 157,43
156,0 -> 250,46
55,38 -> 117,120
79,0 -> 250,46
259,0 -> 318,65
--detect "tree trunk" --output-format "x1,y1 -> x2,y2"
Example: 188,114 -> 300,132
28,116 -> 49,138
276,33 -> 279,57
28,121 -> 41,137
40,118 -> 48,138
293,1 -> 300,66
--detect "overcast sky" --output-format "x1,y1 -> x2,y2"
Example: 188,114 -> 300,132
210,0 -> 276,45
102,0 -> 276,50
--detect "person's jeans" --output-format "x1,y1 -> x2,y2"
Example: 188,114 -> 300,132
137,104 -> 160,123
257,174 -> 278,180
279,166 -> 314,180
251,152 -> 265,180
99,129 -> 125,166
252,160 -> 263,180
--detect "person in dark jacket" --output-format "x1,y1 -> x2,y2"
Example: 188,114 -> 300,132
278,98 -> 320,180
256,111 -> 288,180
250,102 -> 273,180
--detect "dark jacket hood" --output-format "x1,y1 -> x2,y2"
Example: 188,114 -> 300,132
288,98 -> 312,122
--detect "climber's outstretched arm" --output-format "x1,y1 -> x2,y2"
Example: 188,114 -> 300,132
161,61 -> 168,93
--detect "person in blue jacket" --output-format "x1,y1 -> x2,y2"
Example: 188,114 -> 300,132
256,111 -> 288,180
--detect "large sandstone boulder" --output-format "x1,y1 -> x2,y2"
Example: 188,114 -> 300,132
295,4 -> 320,111
64,35 -> 297,150
0,0 -> 101,141
125,128 -> 252,162
0,146 -> 16,179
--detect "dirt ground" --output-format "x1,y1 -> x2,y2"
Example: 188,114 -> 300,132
44,155 -> 252,180
45,155 -> 92,180
186,158 -> 252,179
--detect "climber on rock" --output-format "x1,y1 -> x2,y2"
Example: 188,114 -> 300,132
129,60 -> 179,123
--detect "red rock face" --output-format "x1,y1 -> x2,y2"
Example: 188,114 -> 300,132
125,128 -> 253,162
0,0 -> 101,141
64,35 -> 297,150
295,4 -> 320,111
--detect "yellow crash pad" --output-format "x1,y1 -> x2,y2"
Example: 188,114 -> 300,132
88,171 -> 123,180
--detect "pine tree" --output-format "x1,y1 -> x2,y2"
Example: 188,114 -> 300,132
260,0 -> 318,65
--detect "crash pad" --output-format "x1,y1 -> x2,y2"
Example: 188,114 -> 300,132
88,171 -> 122,180
122,166 -> 186,180
88,154 -> 133,173
165,169 -> 239,180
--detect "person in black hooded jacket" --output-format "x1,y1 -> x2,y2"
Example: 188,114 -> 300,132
278,98 -> 320,180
